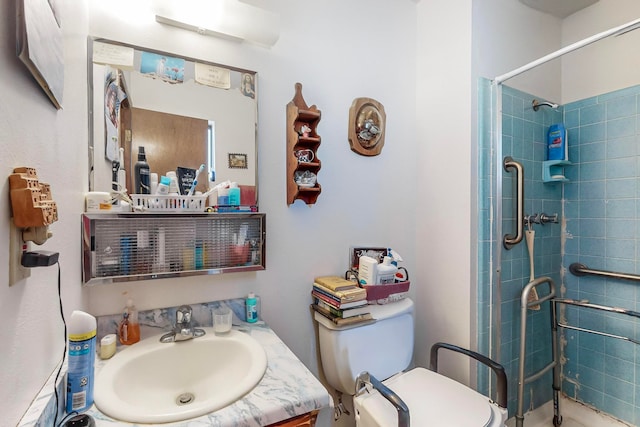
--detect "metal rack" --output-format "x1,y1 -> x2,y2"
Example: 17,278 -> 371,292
82,213 -> 266,285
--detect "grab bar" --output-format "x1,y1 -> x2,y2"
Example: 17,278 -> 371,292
430,342 -> 507,409
555,298 -> 640,345
569,262 -> 640,282
355,371 -> 410,427
503,156 -> 524,249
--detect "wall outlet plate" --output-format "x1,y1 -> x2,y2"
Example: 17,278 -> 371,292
9,219 -> 31,286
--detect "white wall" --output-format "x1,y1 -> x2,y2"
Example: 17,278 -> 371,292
473,0 -> 563,102
3,1 -> 418,424
411,0 -> 562,385
0,1 -> 89,423
415,0 -> 474,383
561,0 -> 640,103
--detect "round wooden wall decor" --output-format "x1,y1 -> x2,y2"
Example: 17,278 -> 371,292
348,97 -> 386,156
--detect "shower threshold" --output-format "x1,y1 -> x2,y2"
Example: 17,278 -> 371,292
506,396 -> 633,427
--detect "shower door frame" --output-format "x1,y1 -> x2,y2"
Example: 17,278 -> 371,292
486,15 -> 640,406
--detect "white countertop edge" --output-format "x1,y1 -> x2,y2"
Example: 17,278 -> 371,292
19,324 -> 332,427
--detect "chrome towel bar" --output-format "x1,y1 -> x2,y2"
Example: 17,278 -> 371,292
569,262 -> 640,282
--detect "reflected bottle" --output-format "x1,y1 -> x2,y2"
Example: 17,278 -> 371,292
134,146 -> 151,194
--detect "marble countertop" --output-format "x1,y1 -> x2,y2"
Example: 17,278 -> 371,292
20,323 -> 332,426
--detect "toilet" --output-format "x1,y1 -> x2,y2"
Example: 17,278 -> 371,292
315,298 -> 507,426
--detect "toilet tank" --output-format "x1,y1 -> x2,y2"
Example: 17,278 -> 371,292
315,298 -> 414,395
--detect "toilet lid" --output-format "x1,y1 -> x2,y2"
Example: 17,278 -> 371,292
355,367 -> 497,427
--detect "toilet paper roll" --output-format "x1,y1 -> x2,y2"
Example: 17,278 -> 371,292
86,191 -> 112,212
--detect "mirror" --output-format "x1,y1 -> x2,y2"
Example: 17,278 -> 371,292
88,38 -> 258,207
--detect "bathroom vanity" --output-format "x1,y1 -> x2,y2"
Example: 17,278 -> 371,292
19,322 -> 331,426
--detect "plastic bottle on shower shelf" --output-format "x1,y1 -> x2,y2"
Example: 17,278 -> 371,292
547,123 -> 568,161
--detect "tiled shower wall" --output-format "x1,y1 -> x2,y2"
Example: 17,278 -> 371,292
478,81 -> 640,423
562,85 -> 640,426
478,80 -> 563,414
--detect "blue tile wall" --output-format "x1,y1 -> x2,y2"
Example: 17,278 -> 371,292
478,82 -> 640,424
562,84 -> 640,426
477,81 -> 562,415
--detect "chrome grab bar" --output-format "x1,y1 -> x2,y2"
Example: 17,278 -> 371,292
355,371 -> 409,427
503,156 -> 524,249
555,298 -> 640,344
569,262 -> 640,282
430,342 -> 507,409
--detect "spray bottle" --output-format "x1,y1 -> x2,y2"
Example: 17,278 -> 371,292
67,311 -> 97,414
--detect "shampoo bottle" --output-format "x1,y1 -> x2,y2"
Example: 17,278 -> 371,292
547,123 -> 568,161
246,293 -> 258,323
134,146 -> 151,194
67,310 -> 97,414
118,299 -> 140,345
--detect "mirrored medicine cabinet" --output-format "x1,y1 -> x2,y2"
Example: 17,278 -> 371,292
87,37 -> 259,206
84,38 -> 265,284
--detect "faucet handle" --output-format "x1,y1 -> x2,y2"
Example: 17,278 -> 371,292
176,305 -> 193,325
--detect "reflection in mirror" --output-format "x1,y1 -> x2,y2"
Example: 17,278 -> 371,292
89,38 -> 258,207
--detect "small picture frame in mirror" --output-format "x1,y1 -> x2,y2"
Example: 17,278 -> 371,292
228,153 -> 248,169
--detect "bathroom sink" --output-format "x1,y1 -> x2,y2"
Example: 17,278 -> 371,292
94,328 -> 267,423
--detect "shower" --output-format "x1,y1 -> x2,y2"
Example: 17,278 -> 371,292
531,99 -> 558,111
481,16 -> 640,427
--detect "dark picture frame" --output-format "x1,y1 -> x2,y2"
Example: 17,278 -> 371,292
228,153 -> 248,169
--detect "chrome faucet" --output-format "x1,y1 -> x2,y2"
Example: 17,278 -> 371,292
160,305 -> 206,343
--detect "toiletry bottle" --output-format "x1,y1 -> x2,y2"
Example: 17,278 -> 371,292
67,310 -> 97,414
118,147 -> 127,193
217,185 -> 229,206
166,171 -> 180,195
547,123 -> 568,161
156,176 -> 170,195
134,146 -> 151,194
195,240 -> 204,269
100,334 -> 117,360
377,256 -> 398,284
150,172 -> 159,195
228,182 -> 241,206
246,293 -> 258,323
118,299 -> 140,345
358,255 -> 379,285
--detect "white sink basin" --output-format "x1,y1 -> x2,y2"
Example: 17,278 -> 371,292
94,328 -> 267,423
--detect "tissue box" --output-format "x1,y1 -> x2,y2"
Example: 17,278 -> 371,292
363,281 -> 410,304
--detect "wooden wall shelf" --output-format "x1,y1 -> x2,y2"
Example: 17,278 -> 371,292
287,83 -> 321,206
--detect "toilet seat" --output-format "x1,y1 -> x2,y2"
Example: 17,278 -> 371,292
354,367 -> 507,427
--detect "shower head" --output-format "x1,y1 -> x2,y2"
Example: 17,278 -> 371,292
532,99 -> 559,111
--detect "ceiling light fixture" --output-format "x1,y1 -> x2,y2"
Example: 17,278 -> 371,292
155,0 -> 279,47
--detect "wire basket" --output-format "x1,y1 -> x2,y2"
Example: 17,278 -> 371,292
131,194 -> 207,212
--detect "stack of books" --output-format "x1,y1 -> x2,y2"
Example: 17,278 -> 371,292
311,276 -> 372,326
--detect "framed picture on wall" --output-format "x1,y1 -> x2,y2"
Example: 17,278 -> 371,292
228,153 -> 248,169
